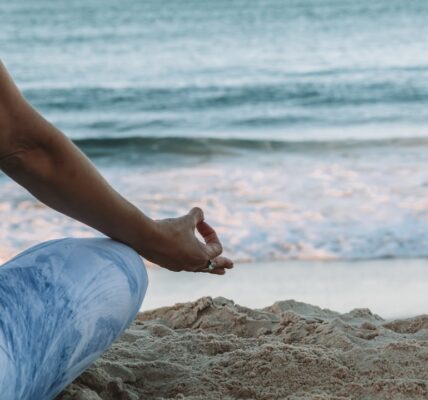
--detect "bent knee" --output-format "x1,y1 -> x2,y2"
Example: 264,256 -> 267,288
3,237 -> 148,312
63,237 -> 148,298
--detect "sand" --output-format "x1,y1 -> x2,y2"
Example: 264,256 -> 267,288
57,296 -> 428,400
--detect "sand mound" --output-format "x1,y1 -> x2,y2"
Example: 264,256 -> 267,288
57,297 -> 428,400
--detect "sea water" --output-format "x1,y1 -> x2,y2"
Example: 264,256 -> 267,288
1,0 -> 428,266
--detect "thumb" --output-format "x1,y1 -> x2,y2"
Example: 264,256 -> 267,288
187,207 -> 204,227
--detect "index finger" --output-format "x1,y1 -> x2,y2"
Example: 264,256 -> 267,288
196,220 -> 223,258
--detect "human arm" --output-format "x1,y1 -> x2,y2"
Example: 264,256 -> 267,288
0,60 -> 233,274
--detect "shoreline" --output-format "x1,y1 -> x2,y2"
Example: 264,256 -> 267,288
143,258 -> 428,319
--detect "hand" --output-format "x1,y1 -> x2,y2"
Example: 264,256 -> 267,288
144,207 -> 234,275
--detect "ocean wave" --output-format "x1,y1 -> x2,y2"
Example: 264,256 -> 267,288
74,135 -> 428,160
24,76 -> 428,113
23,73 -> 428,135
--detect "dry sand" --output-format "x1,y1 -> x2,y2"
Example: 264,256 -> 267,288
58,296 -> 428,400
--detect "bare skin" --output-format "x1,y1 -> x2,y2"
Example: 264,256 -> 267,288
0,60 -> 233,275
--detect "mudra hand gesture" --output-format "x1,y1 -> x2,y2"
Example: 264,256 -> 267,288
150,207 -> 233,275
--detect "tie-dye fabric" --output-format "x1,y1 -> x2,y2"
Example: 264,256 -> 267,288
0,238 -> 148,400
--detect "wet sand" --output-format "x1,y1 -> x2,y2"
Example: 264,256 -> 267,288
142,259 -> 428,319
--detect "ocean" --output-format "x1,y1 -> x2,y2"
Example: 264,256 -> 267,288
1,0 -> 428,266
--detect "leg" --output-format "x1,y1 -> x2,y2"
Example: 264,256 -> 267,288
0,237 -> 148,400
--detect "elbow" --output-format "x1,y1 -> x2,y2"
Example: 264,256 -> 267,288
0,138 -> 53,185
0,80 -> 20,170
0,107 -> 31,173
0,130 -> 37,175
0,60 -> 34,173
0,149 -> 26,174
0,118 -> 65,183
0,109 -> 18,171
0,117 -> 50,177
0,61 -> 62,179
0,109 -> 50,177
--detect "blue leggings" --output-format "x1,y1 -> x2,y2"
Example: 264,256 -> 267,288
0,238 -> 148,400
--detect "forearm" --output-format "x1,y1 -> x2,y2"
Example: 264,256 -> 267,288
0,63 -> 156,255
4,132 -> 155,253
0,61 -> 232,274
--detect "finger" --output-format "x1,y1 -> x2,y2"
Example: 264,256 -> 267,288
210,268 -> 226,275
187,207 -> 204,227
199,267 -> 226,275
211,256 -> 234,269
197,256 -> 233,275
196,221 -> 223,258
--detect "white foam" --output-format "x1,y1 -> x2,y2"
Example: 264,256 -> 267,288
2,142 -> 428,263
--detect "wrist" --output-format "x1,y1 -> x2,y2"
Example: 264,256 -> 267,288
125,209 -> 161,259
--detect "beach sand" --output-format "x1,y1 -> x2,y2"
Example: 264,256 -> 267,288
57,295 -> 428,400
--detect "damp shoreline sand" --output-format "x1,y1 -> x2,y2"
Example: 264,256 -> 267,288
142,259 -> 428,319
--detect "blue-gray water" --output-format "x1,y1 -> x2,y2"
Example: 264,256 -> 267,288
1,0 -> 428,262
